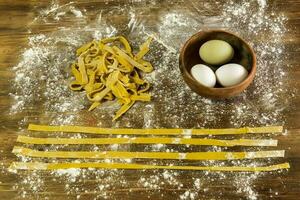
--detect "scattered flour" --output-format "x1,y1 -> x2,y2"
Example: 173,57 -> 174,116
8,0 -> 292,199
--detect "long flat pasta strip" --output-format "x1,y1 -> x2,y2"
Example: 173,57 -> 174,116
16,136 -> 278,147
9,162 -> 290,172
12,146 -> 284,160
28,124 -> 283,136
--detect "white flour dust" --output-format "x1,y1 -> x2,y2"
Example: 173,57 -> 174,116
8,0 -> 292,199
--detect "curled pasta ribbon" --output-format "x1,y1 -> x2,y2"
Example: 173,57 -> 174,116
69,36 -> 154,120
135,37 -> 153,60
9,162 -> 290,172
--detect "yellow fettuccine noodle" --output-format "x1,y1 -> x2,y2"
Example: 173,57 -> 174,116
27,124 -> 283,136
69,36 -> 153,121
12,146 -> 285,160
16,135 -> 278,147
9,162 -> 290,172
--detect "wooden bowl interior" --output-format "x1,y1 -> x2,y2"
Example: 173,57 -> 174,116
183,31 -> 254,88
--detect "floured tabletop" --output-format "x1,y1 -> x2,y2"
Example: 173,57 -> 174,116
0,0 -> 299,199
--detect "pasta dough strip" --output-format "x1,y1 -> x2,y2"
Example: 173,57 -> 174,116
16,136 -> 278,147
135,37 -> 153,60
78,56 -> 88,85
112,100 -> 135,121
12,147 -> 284,160
8,162 -> 290,172
28,124 -> 283,136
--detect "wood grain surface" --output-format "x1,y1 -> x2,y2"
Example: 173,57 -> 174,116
0,0 -> 299,199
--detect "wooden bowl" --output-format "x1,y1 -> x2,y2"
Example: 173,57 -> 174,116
179,30 -> 256,98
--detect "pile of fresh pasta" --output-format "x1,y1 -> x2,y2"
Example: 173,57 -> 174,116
69,36 -> 153,121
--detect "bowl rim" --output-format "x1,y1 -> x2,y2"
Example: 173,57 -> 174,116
179,29 -> 257,91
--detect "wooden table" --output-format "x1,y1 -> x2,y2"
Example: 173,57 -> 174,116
0,0 -> 299,199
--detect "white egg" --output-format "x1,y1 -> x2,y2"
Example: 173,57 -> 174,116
190,64 -> 216,88
215,63 -> 248,87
